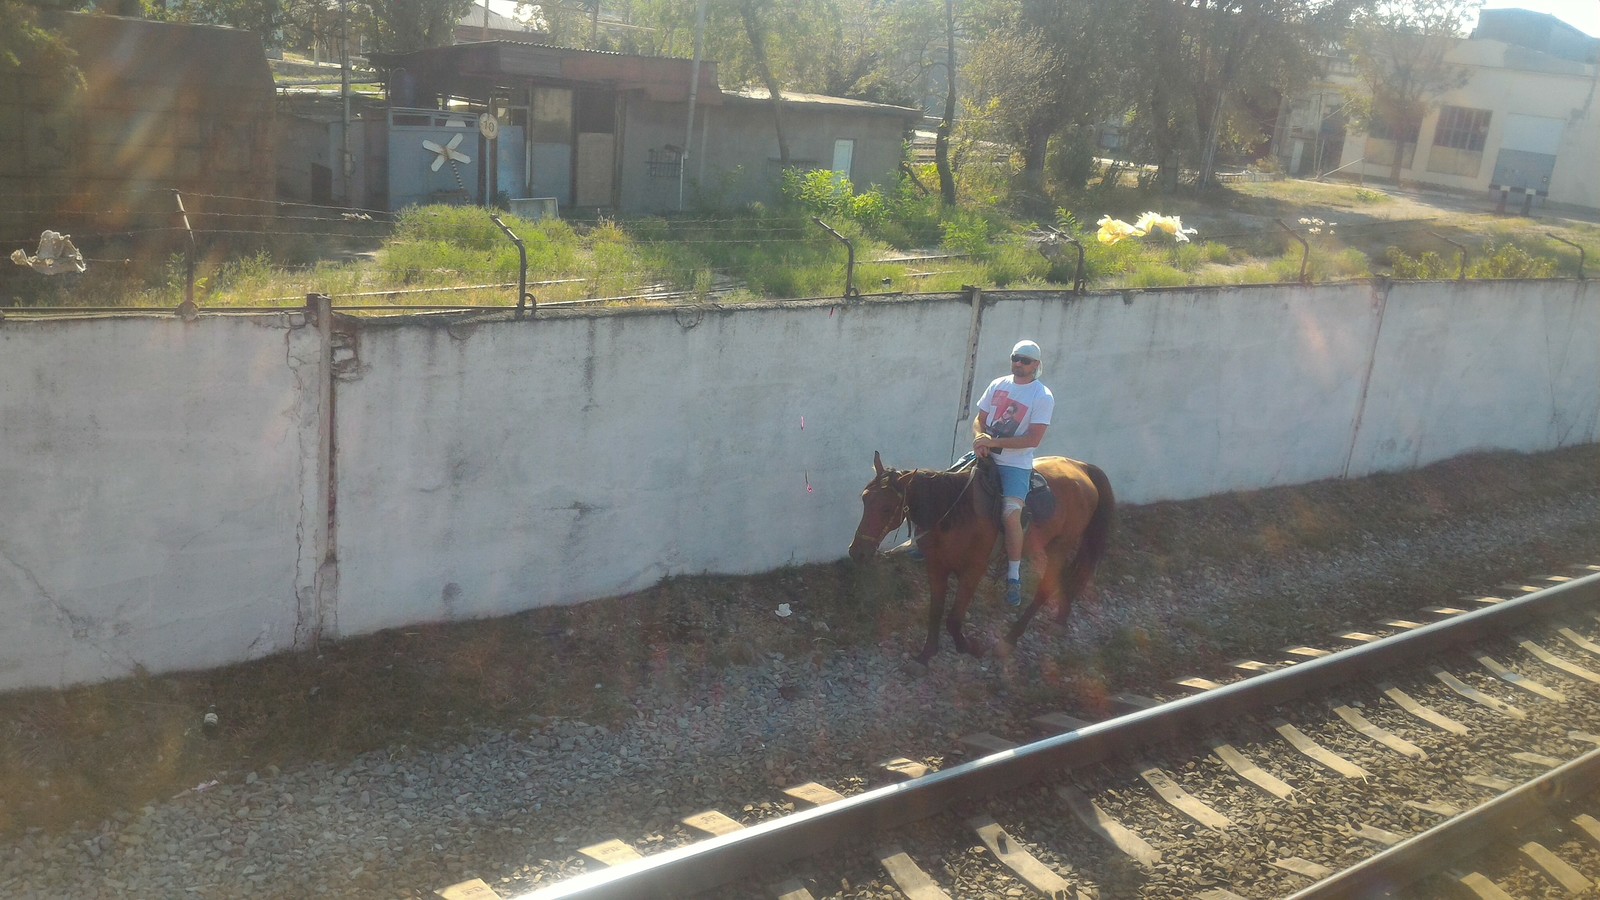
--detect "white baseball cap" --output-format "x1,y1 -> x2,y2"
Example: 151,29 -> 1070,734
1011,340 -> 1041,361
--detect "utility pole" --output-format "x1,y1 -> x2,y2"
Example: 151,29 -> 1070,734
340,0 -> 352,205
678,0 -> 706,210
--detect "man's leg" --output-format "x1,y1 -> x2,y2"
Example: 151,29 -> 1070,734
998,465 -> 1030,606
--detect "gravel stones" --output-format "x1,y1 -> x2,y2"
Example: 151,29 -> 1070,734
1,448 -> 1597,898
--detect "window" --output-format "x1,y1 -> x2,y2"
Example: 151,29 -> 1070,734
646,147 -> 681,179
1366,114 -> 1419,144
1433,106 -> 1490,152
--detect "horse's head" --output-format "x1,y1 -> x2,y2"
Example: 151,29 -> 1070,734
848,451 -> 909,562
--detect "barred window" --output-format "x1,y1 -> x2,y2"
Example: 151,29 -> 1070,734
1433,106 -> 1491,152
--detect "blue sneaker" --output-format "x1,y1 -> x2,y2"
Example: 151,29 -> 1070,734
908,545 -> 925,561
1005,578 -> 1022,607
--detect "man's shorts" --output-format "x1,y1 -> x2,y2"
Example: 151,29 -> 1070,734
997,463 -> 1030,500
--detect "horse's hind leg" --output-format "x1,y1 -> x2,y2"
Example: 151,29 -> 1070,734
1005,544 -> 1064,647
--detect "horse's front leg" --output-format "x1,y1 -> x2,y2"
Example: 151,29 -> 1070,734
915,568 -> 949,665
947,566 -> 987,657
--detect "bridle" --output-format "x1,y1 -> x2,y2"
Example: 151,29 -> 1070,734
856,466 -> 981,552
854,472 -> 910,547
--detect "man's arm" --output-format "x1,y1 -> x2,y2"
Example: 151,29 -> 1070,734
972,412 -> 994,457
975,423 -> 1047,454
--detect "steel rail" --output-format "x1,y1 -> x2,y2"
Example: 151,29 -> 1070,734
517,571 -> 1600,899
1287,744 -> 1600,898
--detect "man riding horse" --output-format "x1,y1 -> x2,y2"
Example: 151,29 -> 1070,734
971,339 -> 1052,607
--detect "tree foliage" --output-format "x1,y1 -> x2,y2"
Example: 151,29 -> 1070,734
961,0 -> 1129,198
0,0 -> 87,102
1346,0 -> 1475,182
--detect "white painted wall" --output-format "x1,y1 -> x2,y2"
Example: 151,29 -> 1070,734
1,282 -> 1596,690
331,299 -> 975,635
0,313 -> 329,692
1347,280 -> 1600,473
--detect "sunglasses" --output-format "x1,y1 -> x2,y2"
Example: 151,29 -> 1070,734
1011,356 -> 1037,364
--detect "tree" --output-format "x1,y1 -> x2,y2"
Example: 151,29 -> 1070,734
361,0 -> 473,51
0,1 -> 84,102
962,0 -> 1128,199
736,0 -> 789,167
1121,0 -> 1366,192
935,0 -> 955,204
1346,0 -> 1475,183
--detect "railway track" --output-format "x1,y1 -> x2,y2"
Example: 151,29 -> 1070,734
440,564 -> 1600,900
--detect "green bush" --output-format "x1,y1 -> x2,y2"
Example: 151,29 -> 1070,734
939,212 -> 993,258
1386,242 -> 1557,279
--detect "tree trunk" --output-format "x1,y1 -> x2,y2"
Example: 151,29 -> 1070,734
1197,87 -> 1226,190
935,0 -> 957,205
1017,125 -> 1049,198
740,0 -> 790,168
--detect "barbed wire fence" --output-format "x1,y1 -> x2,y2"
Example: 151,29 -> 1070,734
0,187 -> 1590,318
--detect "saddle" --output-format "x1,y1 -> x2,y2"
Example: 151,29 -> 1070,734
951,452 -> 1056,528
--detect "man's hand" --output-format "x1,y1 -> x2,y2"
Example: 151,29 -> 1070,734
973,433 -> 995,457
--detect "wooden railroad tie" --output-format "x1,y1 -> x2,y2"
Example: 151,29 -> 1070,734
435,879 -> 501,900
1055,784 -> 1161,867
876,845 -> 952,900
968,814 -> 1086,897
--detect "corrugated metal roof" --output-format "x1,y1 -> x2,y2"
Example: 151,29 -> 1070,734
727,88 -> 922,117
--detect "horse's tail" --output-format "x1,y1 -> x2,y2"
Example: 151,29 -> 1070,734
1059,463 -> 1115,605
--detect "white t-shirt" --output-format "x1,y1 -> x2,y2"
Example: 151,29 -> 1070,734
976,376 -> 1054,469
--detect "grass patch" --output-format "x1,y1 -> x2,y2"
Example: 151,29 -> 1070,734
4,162 -> 1592,310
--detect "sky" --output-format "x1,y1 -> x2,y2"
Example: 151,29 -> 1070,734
1472,1 -> 1600,36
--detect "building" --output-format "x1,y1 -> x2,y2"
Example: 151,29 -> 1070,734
0,13 -> 276,238
1277,8 -> 1600,211
360,41 -> 921,214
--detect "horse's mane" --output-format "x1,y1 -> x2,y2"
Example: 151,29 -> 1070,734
901,466 -> 988,531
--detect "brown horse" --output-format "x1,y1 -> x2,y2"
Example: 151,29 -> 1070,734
848,451 -> 1114,664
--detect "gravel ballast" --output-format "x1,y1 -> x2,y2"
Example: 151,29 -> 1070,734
2,446 -> 1597,899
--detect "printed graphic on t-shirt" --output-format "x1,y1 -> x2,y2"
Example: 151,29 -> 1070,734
988,392 -> 1029,438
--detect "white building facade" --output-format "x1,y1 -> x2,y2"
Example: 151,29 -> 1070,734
1278,10 -> 1600,212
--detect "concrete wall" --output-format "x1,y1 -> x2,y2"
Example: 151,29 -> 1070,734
2,281 -> 1597,690
0,312 -> 330,692
331,298 -> 973,635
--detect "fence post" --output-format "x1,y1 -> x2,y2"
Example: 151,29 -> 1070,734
1062,235 -> 1085,294
1427,231 -> 1467,280
812,217 -> 860,300
299,293 -> 337,651
489,213 -> 534,318
1274,219 -> 1309,284
1547,233 -> 1585,280
173,189 -> 198,319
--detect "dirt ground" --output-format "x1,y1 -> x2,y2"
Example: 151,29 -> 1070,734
1,444 -> 1595,839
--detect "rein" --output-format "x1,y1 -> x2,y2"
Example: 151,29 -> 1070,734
862,466 -> 981,550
